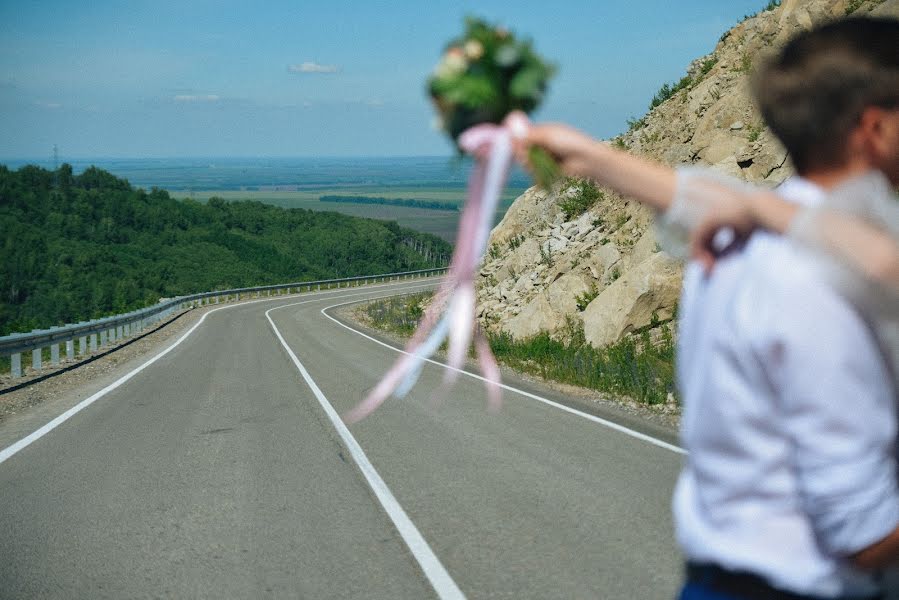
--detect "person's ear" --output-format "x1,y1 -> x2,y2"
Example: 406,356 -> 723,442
859,106 -> 899,165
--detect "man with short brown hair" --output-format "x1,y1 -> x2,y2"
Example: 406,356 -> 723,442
518,15 -> 899,599
672,16 -> 899,600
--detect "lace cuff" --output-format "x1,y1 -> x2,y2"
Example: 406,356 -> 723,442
656,167 -> 754,258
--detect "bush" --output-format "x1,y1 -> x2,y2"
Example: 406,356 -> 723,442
626,116 -> 646,132
649,75 -> 693,110
747,123 -> 764,143
559,178 -> 603,221
363,292 -> 431,336
699,56 -> 718,77
575,283 -> 599,311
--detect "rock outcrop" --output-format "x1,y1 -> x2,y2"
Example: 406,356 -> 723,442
477,0 -> 898,345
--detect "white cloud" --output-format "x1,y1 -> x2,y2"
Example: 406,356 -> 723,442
35,100 -> 62,109
288,62 -> 339,74
173,94 -> 220,102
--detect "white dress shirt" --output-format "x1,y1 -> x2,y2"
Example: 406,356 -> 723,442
672,176 -> 899,597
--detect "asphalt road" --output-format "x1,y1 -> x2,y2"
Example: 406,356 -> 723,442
0,279 -> 685,599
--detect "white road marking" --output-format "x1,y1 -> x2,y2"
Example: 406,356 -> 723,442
265,300 -> 465,600
319,296 -> 687,456
0,281 -> 436,467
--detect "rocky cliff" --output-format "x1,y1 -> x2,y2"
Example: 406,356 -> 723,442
477,0 -> 897,347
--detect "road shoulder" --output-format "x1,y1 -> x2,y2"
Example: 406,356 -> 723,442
331,300 -> 682,449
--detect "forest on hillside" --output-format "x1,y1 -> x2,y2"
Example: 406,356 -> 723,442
0,164 -> 451,335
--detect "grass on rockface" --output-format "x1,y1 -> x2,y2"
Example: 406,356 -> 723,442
845,0 -> 884,13
559,178 -> 603,221
648,56 -> 718,112
362,292 -> 677,406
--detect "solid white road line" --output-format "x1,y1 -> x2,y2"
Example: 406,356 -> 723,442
319,297 -> 687,456
0,281 -> 437,467
265,300 -> 465,600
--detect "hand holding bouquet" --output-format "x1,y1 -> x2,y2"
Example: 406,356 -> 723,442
346,18 -> 557,424
428,17 -> 560,188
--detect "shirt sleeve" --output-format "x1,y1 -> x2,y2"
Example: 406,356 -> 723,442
762,267 -> 899,556
656,167 -> 756,259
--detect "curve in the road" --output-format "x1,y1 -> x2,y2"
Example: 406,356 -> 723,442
1,279 -> 684,598
318,297 -> 686,455
0,284 -> 431,468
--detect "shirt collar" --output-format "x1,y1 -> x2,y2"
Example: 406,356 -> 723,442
776,176 -> 825,208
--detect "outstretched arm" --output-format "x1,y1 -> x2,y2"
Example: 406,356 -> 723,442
513,119 -> 677,213
515,115 -> 899,293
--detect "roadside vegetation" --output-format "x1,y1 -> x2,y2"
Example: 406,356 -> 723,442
361,292 -> 676,406
0,164 -> 451,335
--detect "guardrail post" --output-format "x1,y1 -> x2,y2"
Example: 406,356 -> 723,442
11,353 -> 21,377
117,325 -> 124,340
51,343 -> 60,366
66,339 -> 74,361
79,336 -> 87,355
89,334 -> 97,352
100,330 -> 107,347
32,348 -> 42,371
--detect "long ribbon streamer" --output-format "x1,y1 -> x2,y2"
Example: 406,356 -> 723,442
344,117 -> 523,423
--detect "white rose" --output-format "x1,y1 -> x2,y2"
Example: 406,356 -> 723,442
444,47 -> 468,75
464,40 -> 484,60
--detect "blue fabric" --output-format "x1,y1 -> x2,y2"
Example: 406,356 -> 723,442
678,582 -> 743,600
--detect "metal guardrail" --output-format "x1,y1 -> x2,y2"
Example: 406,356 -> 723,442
0,267 -> 447,378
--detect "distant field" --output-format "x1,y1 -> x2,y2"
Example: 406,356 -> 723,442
170,186 -> 529,243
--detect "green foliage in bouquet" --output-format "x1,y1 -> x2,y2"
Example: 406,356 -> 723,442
427,17 -> 560,188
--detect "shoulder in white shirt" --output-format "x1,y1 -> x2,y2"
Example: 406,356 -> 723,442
673,176 -> 898,598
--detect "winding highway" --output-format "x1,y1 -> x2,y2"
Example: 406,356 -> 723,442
0,279 -> 684,599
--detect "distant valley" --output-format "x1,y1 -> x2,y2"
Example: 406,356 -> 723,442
2,156 -> 529,242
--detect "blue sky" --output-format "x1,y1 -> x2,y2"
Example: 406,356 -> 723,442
0,1 -> 772,159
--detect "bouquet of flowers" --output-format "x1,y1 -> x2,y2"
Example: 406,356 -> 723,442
428,17 -> 559,187
345,18 -> 557,424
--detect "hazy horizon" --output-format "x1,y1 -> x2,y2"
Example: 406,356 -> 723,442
0,155 -> 533,192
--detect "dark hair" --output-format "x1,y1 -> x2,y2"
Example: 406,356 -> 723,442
752,17 -> 899,173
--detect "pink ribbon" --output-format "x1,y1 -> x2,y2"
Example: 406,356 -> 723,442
344,115 -> 528,423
